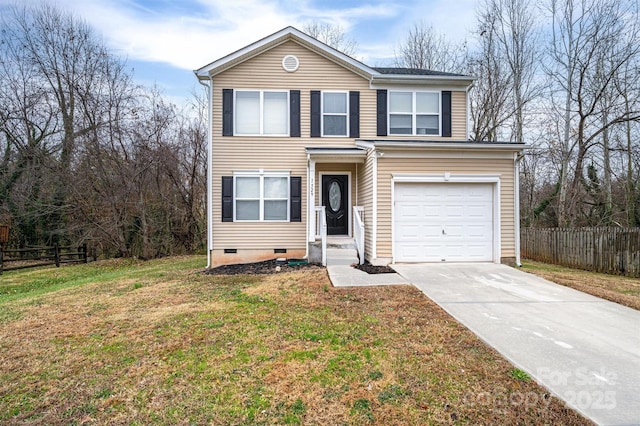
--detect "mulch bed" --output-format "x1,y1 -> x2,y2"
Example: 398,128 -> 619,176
352,262 -> 396,274
204,259 -> 324,275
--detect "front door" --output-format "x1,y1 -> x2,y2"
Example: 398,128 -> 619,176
322,175 -> 348,235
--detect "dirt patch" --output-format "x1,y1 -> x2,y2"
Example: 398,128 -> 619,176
352,262 -> 396,274
204,259 -> 324,275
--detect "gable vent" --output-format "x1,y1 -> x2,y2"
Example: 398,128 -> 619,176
282,55 -> 299,72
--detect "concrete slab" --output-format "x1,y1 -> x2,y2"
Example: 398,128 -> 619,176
392,263 -> 640,426
327,264 -> 407,287
324,245 -> 407,287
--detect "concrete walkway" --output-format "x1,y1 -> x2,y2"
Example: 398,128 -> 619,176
324,238 -> 406,287
392,263 -> 640,426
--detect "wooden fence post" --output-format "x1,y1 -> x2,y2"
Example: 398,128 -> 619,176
83,243 -> 88,263
0,243 -> 4,275
54,243 -> 60,267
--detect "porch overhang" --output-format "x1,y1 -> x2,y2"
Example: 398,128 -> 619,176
305,147 -> 366,163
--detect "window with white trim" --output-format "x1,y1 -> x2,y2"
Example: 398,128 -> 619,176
389,91 -> 440,135
322,91 -> 348,136
234,172 -> 289,221
235,90 -> 289,135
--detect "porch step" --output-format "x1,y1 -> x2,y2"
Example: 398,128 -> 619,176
326,247 -> 359,266
326,236 -> 356,250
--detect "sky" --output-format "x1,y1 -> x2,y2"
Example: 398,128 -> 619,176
2,0 -> 480,104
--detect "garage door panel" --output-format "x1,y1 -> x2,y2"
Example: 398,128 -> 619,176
466,224 -> 492,239
397,223 -> 420,240
444,225 -> 464,238
467,204 -> 492,218
394,182 -> 495,262
396,244 -> 441,262
444,205 -> 465,218
423,205 -> 441,219
397,203 -> 420,219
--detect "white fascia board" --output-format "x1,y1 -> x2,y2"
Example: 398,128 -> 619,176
365,141 -> 527,151
380,150 -> 518,160
370,75 -> 475,88
195,26 -> 379,79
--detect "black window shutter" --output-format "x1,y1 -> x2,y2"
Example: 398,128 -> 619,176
349,91 -> 360,138
222,176 -> 233,222
222,89 -> 233,136
290,177 -> 302,222
442,91 -> 452,137
290,90 -> 301,137
376,90 -> 387,136
310,90 -> 321,137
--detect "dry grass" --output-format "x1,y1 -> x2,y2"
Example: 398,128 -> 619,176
522,260 -> 640,310
0,257 -> 592,425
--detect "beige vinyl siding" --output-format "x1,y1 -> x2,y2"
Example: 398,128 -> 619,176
375,155 -> 516,259
207,38 -> 475,258
451,91 -> 467,139
358,150 -> 375,259
375,89 -> 467,140
213,41 -> 371,144
211,41 -> 370,250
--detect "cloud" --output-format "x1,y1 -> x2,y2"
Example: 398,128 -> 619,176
3,0 -> 478,72
56,0 -> 292,69
38,0 -> 401,71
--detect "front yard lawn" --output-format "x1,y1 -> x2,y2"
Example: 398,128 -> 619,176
522,260 -> 640,310
0,257 -> 590,425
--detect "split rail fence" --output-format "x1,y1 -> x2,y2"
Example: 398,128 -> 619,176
0,243 -> 89,274
521,227 -> 640,277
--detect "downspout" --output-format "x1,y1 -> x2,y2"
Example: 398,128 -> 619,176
304,154 -> 315,259
372,149 -> 378,261
515,152 -> 524,267
198,75 -> 213,268
465,83 -> 473,140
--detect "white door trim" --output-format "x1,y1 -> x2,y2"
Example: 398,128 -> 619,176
391,174 -> 501,263
319,171 -> 352,236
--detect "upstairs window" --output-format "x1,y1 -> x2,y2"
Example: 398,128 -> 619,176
322,91 -> 348,136
235,90 -> 288,135
389,91 -> 440,135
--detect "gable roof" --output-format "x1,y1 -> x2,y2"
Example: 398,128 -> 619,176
195,27 -> 474,86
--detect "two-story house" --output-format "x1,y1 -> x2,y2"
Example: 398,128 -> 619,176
195,27 -> 525,268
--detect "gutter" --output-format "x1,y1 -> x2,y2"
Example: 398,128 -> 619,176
357,140 -> 526,150
370,75 -> 476,87
197,74 -> 214,268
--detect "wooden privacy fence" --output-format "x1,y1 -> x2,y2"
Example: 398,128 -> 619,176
521,228 -> 640,277
0,243 -> 89,274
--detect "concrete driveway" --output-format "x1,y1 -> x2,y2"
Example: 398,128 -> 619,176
392,263 -> 640,426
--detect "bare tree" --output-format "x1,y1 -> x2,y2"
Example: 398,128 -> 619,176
545,0 -> 640,226
488,0 -> 540,143
394,21 -> 467,72
302,22 -> 358,57
2,4 -> 126,243
1,3 -> 207,256
467,8 -> 514,141
616,63 -> 640,226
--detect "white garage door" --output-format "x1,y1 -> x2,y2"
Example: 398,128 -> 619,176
394,182 -> 494,262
